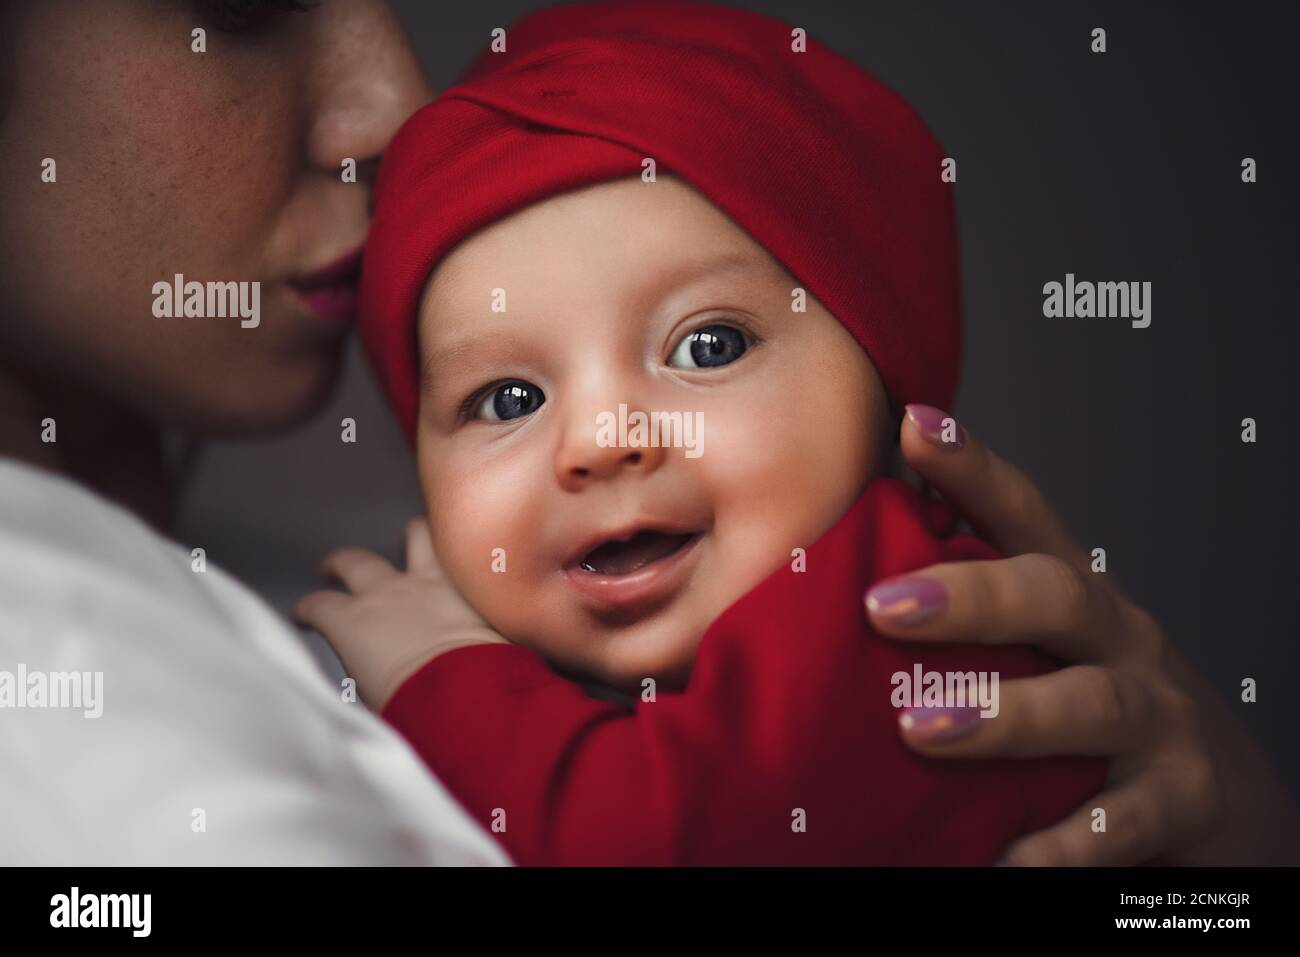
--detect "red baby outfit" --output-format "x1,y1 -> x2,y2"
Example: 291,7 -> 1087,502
383,479 -> 1105,865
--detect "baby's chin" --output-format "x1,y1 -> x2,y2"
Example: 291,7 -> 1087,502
473,529 -> 791,696
525,611 -> 710,699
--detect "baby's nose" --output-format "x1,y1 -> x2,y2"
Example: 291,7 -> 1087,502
555,402 -> 668,491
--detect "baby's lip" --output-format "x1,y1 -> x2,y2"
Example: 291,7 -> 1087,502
564,528 -> 705,617
563,520 -> 705,571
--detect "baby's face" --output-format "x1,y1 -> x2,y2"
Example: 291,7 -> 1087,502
416,175 -> 892,693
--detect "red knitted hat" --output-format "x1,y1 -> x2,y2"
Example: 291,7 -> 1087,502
360,0 -> 962,444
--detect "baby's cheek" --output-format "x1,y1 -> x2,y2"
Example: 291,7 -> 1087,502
704,399 -> 827,517
426,475 -> 513,617
698,377 -> 878,587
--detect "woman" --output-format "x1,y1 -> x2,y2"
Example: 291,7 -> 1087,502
0,0 -> 508,866
0,0 -> 1294,865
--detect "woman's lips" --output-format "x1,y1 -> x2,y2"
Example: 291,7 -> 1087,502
565,530 -> 703,615
292,283 -> 359,324
288,245 -> 363,324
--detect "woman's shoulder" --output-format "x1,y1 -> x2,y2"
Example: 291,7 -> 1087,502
0,456 -> 193,582
0,455 -> 351,700
0,456 -> 508,865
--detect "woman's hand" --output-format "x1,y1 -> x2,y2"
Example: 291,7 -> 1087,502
865,404 -> 1300,865
294,517 -> 509,712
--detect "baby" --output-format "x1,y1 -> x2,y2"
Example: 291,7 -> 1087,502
414,172 -> 891,698
300,1 -> 1105,864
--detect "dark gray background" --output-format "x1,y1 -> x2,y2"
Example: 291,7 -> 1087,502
174,1 -> 1300,797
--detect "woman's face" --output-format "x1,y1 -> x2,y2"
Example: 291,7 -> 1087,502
0,0 -> 431,432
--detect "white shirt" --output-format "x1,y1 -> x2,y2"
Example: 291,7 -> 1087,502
0,458 -> 509,865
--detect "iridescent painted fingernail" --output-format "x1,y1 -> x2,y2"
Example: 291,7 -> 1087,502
905,403 -> 965,450
865,576 -> 948,626
898,706 -> 981,742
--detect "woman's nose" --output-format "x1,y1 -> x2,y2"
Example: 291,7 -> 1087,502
554,400 -> 668,492
304,0 -> 435,178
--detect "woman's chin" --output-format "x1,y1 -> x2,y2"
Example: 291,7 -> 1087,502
145,345 -> 346,436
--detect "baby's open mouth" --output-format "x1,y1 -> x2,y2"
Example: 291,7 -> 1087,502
577,530 -> 699,577
564,524 -> 706,616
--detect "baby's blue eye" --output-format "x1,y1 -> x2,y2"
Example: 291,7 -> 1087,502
474,381 -> 544,421
668,324 -> 749,369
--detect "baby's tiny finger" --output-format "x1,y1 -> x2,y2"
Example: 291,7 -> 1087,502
404,517 -> 437,574
319,547 -> 397,593
292,589 -> 351,631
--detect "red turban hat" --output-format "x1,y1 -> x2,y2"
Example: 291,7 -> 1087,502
360,0 -> 962,443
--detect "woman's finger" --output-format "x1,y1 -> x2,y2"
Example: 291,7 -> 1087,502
1000,757 -> 1218,866
404,517 -> 438,575
866,553 -> 1122,661
897,666 -> 1158,759
899,405 -> 1089,571
318,547 -> 398,593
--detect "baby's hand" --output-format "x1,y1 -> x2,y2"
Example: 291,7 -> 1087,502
294,517 -> 509,711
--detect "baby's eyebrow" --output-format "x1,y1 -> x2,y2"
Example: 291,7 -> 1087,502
645,251 -> 789,299
421,333 -> 513,393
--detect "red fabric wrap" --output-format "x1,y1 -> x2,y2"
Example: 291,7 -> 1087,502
360,0 -> 963,442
